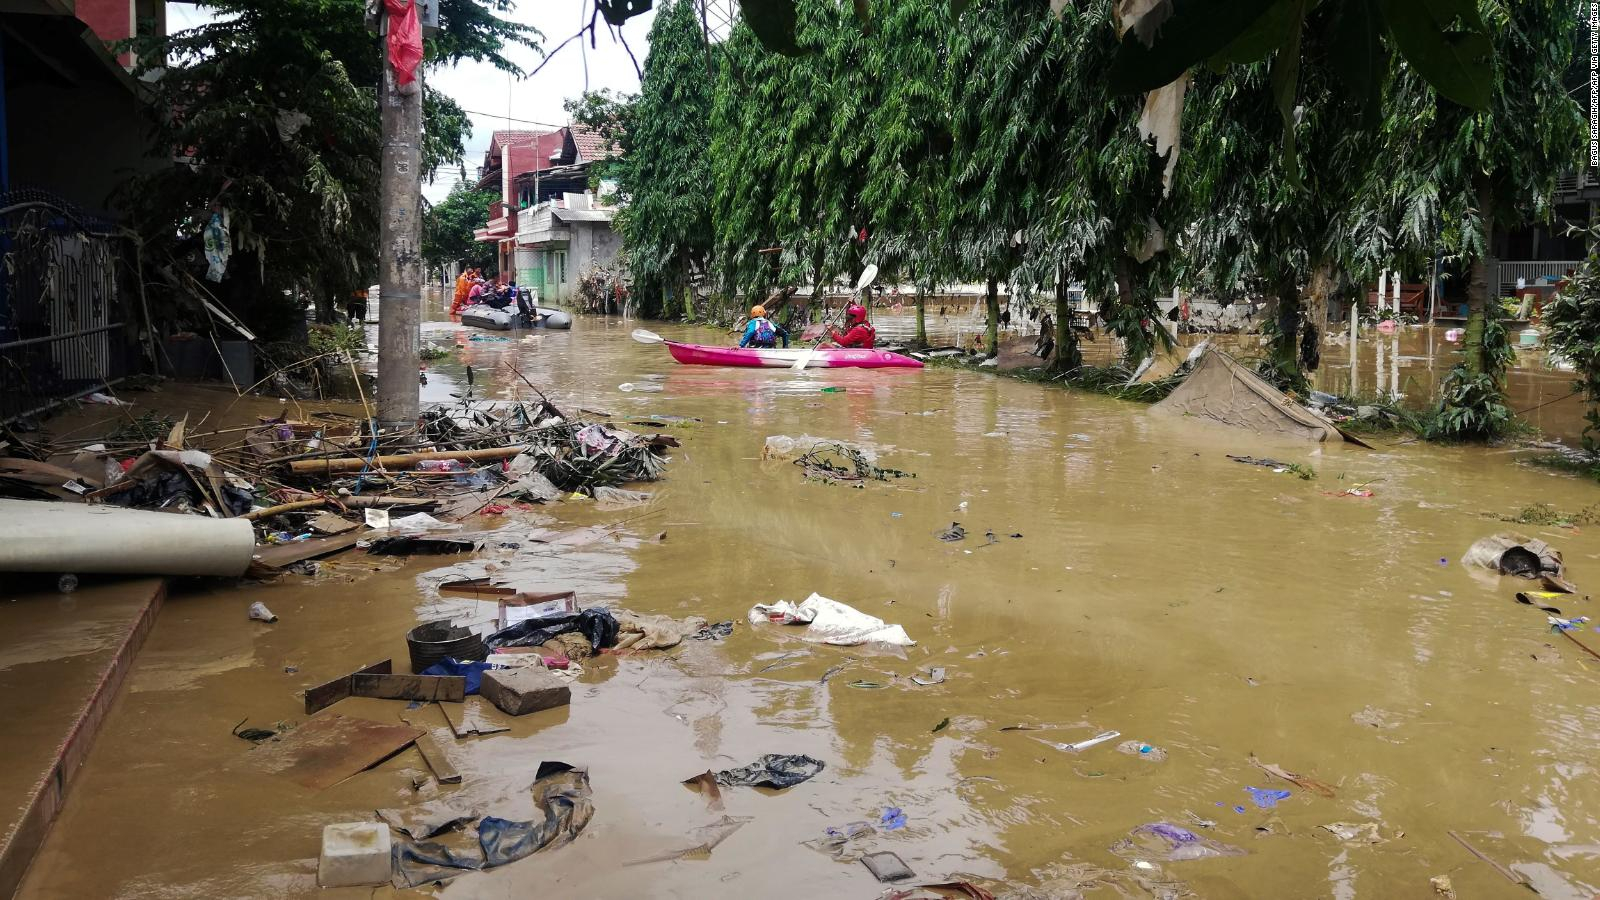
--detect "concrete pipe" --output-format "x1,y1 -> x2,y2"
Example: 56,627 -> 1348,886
0,499 -> 256,576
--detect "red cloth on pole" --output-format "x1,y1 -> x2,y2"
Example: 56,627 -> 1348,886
384,0 -> 423,85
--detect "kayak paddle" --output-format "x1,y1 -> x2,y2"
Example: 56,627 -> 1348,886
631,328 -> 665,344
792,264 -> 881,372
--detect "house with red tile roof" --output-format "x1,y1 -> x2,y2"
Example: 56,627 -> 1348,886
473,124 -> 623,302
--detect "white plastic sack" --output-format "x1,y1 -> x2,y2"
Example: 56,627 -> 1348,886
748,592 -> 914,647
390,512 -> 462,533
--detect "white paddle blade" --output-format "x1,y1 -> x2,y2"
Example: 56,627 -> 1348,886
855,264 -> 880,292
791,347 -> 817,371
630,329 -> 664,344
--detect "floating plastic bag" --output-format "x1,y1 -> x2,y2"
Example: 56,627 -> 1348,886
1245,786 -> 1291,809
592,486 -> 652,509
1111,823 -> 1245,862
748,593 -> 915,647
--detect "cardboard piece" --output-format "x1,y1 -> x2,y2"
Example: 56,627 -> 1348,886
245,714 -> 422,790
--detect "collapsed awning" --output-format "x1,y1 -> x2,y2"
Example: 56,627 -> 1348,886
1150,348 -> 1342,442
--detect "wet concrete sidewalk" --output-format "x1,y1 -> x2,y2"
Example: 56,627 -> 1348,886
0,576 -> 165,896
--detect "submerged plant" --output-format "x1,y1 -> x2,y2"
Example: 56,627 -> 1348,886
1425,303 -> 1518,442
1543,224 -> 1600,454
1425,367 -> 1514,442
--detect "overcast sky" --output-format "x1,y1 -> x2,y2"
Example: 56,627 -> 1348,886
165,2 -> 669,203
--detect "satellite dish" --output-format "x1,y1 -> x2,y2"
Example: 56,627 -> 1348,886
855,264 -> 879,292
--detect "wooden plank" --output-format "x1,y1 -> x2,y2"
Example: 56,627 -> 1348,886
436,699 -> 509,739
350,673 -> 465,704
439,577 -> 519,597
413,733 -> 461,784
253,530 -> 366,569
242,714 -> 422,791
309,512 -> 359,534
437,697 -> 465,739
304,659 -> 392,715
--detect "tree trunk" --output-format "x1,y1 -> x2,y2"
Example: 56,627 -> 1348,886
313,286 -> 337,326
913,285 -> 927,349
1465,174 -> 1496,376
984,277 -> 999,358
1304,262 -> 1334,370
810,244 -> 825,312
1269,270 -> 1304,391
1050,263 -> 1081,374
1112,255 -> 1145,365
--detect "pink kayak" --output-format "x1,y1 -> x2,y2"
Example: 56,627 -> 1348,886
663,340 -> 924,369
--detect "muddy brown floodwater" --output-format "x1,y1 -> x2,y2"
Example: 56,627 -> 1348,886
18,306 -> 1600,899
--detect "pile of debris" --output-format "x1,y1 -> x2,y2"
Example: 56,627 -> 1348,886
794,442 -> 915,485
0,391 -> 679,580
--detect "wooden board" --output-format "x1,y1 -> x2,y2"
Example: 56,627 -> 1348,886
350,673 -> 465,704
437,699 -> 510,739
309,512 -> 360,535
244,714 -> 422,790
304,659 -> 392,715
439,577 -> 519,598
413,733 -> 461,784
253,530 -> 366,569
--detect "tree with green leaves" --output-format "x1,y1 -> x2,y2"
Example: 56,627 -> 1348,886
1376,0 -> 1582,438
423,184 -> 499,275
947,0 -> 1168,366
1047,0 -> 1174,371
605,0 -> 714,317
945,0 -> 1055,358
120,0 -> 535,337
565,88 -> 635,186
1545,224 -> 1600,453
1175,32 -> 1382,393
767,0 -> 874,318
709,23 -> 788,312
859,0 -> 952,348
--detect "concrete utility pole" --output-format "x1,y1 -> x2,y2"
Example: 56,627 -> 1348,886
376,4 -> 424,428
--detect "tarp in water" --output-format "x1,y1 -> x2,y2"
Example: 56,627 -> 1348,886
1150,348 -> 1340,442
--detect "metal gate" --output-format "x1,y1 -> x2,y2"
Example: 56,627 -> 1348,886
0,193 -> 129,423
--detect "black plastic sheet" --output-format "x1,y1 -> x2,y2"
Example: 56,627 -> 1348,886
713,754 -> 825,789
486,608 -> 619,650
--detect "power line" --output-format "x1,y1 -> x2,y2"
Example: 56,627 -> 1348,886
459,109 -> 568,129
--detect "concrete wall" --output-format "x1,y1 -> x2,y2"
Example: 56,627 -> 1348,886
76,0 -> 153,67
571,221 -> 620,277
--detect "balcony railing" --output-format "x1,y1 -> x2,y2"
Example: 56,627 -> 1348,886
1555,170 -> 1598,197
1494,260 -> 1579,298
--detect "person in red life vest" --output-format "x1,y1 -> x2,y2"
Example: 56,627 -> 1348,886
825,303 -> 876,349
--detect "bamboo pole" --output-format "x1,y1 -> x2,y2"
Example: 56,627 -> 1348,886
241,494 -> 438,521
288,445 -> 524,476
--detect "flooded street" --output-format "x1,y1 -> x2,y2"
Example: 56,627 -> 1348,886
20,307 -> 1600,898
